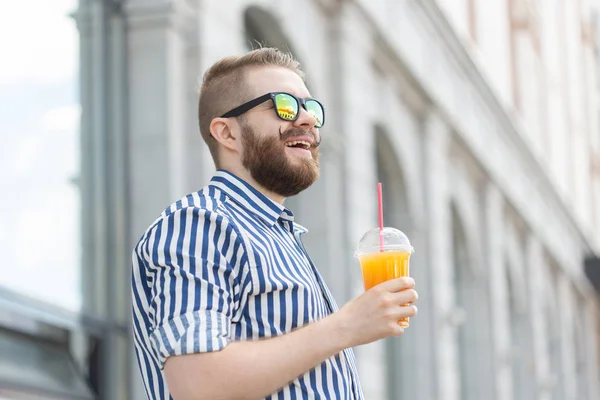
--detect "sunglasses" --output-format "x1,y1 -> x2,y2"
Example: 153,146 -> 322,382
220,92 -> 325,128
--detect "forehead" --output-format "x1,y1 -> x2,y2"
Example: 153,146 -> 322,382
245,66 -> 311,99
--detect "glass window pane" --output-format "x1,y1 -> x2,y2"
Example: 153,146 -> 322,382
0,1 -> 81,311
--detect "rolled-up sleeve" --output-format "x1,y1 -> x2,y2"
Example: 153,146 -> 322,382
142,206 -> 245,367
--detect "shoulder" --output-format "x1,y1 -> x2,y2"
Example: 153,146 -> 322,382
164,186 -> 228,217
134,186 -> 237,250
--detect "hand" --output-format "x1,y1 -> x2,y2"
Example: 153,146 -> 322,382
331,277 -> 418,348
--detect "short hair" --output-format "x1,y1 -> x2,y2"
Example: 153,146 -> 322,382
197,47 -> 305,166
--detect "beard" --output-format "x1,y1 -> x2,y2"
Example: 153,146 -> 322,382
240,122 -> 320,198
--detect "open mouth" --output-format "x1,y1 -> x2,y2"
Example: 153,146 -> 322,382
284,140 -> 311,150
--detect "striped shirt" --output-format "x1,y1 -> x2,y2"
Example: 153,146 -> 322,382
131,170 -> 364,400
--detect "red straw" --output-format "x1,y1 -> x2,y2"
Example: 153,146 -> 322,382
377,182 -> 384,252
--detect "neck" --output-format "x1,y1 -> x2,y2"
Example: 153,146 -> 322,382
219,165 -> 286,205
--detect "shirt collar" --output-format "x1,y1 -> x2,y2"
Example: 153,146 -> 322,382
209,170 -> 292,227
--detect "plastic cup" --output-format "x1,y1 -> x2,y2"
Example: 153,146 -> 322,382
355,227 -> 414,328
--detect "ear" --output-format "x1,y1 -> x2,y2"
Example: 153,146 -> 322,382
210,118 -> 241,153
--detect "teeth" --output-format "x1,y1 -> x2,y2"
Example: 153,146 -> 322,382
285,140 -> 311,149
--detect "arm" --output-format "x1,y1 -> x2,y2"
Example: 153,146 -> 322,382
164,278 -> 418,400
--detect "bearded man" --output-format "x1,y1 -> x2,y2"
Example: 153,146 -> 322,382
131,48 -> 418,400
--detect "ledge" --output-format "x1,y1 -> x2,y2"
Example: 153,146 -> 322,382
124,0 -> 197,34
0,286 -> 129,338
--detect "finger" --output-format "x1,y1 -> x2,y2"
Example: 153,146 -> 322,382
377,277 -> 415,292
392,289 -> 418,305
407,304 -> 418,317
396,304 -> 418,319
389,322 -> 405,337
386,304 -> 418,321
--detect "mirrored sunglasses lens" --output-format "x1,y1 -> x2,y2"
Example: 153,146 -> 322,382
306,101 -> 324,128
274,94 -> 298,120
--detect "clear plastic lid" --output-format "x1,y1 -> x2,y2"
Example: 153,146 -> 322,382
355,227 -> 414,256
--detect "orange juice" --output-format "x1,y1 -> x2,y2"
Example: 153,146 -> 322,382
358,250 -> 411,327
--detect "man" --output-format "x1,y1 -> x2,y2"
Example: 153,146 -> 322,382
132,48 -> 418,400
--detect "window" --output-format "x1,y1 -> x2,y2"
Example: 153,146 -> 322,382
244,6 -> 298,56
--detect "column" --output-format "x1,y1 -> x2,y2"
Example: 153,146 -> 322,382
181,2 -> 205,191
195,0 -> 241,185
76,0 -> 132,398
584,300 -> 600,398
396,115 -> 435,400
557,276 -> 577,399
484,184 -> 512,400
335,5 -> 385,399
76,0 -> 108,323
526,236 -> 551,400
505,228 -> 536,400
125,0 -> 197,238
423,112 -> 454,400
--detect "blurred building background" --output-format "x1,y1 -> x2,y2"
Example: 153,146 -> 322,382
1,0 -> 600,399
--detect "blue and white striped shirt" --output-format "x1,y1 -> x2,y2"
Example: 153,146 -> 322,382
132,170 -> 364,399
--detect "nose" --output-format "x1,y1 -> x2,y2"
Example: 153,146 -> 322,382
293,106 -> 320,141
293,106 -> 317,129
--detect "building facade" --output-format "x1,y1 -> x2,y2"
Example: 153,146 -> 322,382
21,0 -> 597,399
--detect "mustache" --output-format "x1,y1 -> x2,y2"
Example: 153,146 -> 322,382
279,127 -> 321,148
